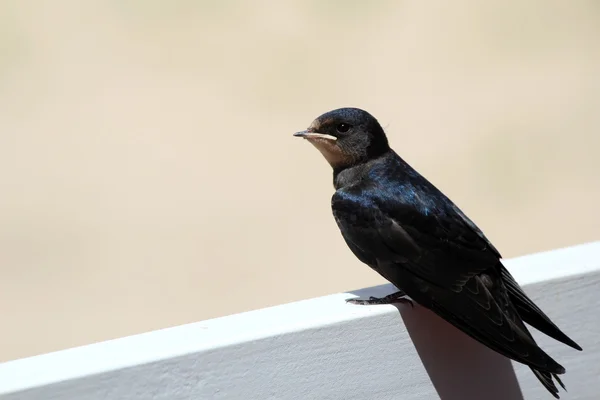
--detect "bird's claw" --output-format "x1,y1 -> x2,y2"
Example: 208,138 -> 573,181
346,298 -> 373,305
346,292 -> 414,308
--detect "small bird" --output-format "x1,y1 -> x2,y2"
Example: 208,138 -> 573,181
294,107 -> 581,398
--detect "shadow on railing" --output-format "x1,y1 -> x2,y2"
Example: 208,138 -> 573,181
350,284 -> 524,400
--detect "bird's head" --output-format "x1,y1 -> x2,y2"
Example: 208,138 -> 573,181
294,107 -> 390,170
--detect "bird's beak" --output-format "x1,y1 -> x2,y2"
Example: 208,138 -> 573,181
293,130 -> 337,141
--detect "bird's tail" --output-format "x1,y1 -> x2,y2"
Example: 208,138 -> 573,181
499,263 -> 580,398
531,368 -> 566,399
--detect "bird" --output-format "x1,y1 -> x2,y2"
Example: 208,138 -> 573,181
293,107 -> 581,398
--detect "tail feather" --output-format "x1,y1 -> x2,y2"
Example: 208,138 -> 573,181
554,373 -> 566,391
531,368 -> 562,399
499,263 -> 578,398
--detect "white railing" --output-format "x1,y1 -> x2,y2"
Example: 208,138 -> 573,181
1,242 -> 598,400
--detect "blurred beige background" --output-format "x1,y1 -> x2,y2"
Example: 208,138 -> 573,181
1,1 -> 599,362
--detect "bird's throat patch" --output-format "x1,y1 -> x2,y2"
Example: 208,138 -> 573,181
307,138 -> 354,169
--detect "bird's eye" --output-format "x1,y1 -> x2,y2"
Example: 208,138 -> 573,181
336,123 -> 351,133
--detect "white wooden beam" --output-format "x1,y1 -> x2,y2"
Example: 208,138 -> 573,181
1,242 -> 599,399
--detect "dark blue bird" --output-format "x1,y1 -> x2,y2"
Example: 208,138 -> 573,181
294,107 -> 581,398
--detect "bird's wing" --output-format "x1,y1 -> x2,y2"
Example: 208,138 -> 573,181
500,264 -> 582,351
332,188 -> 565,374
332,187 -> 498,291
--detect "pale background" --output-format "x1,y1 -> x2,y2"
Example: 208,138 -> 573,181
1,1 -> 598,362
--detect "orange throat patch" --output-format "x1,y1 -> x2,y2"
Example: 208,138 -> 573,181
307,138 -> 354,169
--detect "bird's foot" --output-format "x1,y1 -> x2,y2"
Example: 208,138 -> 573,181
346,291 -> 413,308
